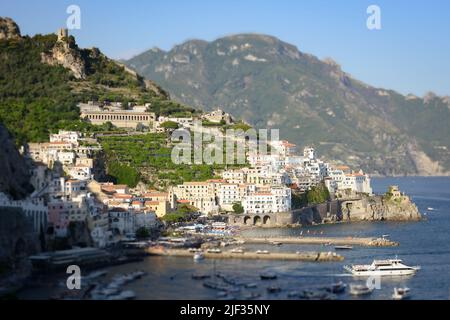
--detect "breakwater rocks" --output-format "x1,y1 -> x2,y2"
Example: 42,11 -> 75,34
147,247 -> 344,262
237,236 -> 399,247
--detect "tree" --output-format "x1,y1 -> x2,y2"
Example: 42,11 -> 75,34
161,212 -> 186,223
232,202 -> 244,214
306,182 -> 330,205
135,227 -> 150,239
160,121 -> 179,130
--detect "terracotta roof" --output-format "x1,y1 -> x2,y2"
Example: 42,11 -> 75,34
335,165 -> 350,170
112,184 -> 128,189
145,201 -> 160,206
143,192 -> 168,198
113,194 -> 133,199
177,199 -> 191,203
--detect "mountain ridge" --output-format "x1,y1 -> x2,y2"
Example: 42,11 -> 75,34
125,33 -> 450,176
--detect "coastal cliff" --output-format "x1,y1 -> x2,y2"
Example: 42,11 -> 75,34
0,124 -> 34,200
340,186 -> 421,222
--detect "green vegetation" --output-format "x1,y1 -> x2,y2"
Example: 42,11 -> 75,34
161,212 -> 186,223
232,202 -> 244,214
161,204 -> 198,223
106,162 -> 141,188
135,227 -> 150,239
99,131 -> 248,188
306,183 -> 330,204
159,121 -> 179,130
292,183 -> 330,208
0,33 -> 196,145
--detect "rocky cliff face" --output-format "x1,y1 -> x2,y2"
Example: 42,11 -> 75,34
0,17 -> 21,40
0,124 -> 33,200
0,207 -> 39,295
41,41 -> 86,79
340,192 -> 421,222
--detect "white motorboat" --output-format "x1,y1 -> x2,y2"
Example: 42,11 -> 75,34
392,287 -> 410,300
349,284 -> 373,296
193,252 -> 205,261
344,258 -> 420,276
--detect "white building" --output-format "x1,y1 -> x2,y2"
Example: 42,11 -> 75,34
109,208 -> 135,236
50,130 -> 80,146
242,186 -> 291,214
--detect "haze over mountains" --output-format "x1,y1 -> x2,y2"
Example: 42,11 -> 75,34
125,34 -> 450,176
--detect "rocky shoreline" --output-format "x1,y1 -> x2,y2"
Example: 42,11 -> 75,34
339,186 -> 421,222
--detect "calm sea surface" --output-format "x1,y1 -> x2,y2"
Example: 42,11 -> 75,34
19,177 -> 450,300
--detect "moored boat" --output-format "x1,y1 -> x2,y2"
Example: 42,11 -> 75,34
260,272 -> 277,280
326,281 -> 347,294
334,245 -> 353,250
392,287 -> 410,300
344,258 -> 420,276
193,252 -> 205,261
349,284 -> 373,296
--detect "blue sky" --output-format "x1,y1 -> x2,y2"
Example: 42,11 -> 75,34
1,0 -> 450,96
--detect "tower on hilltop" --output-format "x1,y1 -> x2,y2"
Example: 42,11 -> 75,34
57,28 -> 68,42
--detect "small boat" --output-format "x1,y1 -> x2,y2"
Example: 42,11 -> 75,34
191,273 -> 211,280
256,250 -> 270,254
203,281 -> 229,291
349,284 -> 373,296
334,245 -> 353,250
260,272 -> 277,280
193,252 -> 205,261
392,287 -> 410,300
216,291 -> 228,298
267,286 -> 282,293
230,248 -> 245,254
427,207 -> 435,211
326,281 -> 347,294
244,283 -> 258,289
299,290 -> 316,299
344,258 -> 420,276
271,241 -> 282,246
119,290 -> 136,300
207,248 -> 222,253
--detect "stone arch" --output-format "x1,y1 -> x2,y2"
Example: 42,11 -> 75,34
243,216 -> 251,225
253,215 -> 261,225
263,215 -> 271,225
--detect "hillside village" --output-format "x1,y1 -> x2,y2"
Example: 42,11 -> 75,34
0,25 -> 373,251
0,103 -> 372,248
